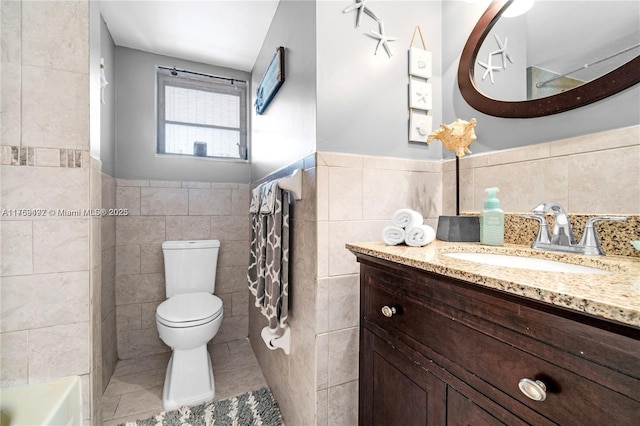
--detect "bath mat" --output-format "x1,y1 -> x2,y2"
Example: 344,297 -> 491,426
121,387 -> 283,426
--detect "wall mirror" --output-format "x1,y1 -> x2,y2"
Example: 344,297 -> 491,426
458,0 -> 640,118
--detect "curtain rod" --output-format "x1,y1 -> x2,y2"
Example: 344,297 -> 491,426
157,66 -> 246,85
536,43 -> 640,88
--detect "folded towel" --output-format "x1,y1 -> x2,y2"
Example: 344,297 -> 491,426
405,225 -> 436,247
382,225 -> 406,246
260,181 -> 277,214
249,184 -> 263,214
392,209 -> 424,229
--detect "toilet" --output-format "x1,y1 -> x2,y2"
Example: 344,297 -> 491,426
156,239 -> 224,411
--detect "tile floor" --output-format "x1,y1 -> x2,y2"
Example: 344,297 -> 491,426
102,338 -> 267,425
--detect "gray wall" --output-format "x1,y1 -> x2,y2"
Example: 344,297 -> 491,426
316,0 -> 443,160
250,0 -> 317,181
115,47 -> 252,183
442,0 -> 640,159
100,16 -> 116,177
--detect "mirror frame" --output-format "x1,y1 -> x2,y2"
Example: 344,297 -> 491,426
458,0 -> 640,118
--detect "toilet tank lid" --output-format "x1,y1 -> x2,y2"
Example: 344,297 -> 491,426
162,240 -> 220,249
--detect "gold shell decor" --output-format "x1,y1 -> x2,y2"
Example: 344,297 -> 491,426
427,118 -> 477,158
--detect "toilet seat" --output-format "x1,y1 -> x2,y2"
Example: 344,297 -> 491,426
157,292 -> 223,328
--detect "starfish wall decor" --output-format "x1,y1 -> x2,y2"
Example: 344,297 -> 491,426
476,33 -> 514,84
343,0 -> 397,58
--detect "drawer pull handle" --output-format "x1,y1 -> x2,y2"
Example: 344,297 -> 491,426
381,306 -> 397,317
518,378 -> 547,401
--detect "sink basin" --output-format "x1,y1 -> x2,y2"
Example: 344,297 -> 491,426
442,252 -> 611,274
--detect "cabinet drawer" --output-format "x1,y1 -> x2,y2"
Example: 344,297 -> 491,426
364,275 -> 640,425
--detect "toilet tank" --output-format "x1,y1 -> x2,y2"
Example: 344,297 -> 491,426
162,240 -> 220,297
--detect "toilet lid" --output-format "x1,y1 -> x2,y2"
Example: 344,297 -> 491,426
157,292 -> 223,326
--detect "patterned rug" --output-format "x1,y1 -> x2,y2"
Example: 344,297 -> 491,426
121,387 -> 283,426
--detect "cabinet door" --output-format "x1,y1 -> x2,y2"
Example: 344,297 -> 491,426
447,388 -> 508,426
360,329 -> 446,425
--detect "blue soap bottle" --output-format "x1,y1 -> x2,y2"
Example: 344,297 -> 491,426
480,187 -> 504,246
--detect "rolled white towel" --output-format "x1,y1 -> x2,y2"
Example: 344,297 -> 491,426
382,225 -> 406,246
392,208 -> 424,229
405,225 -> 436,247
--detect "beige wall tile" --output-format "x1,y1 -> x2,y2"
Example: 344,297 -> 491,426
317,166 -> 329,222
215,266 -> 248,294
317,152 -> 363,168
0,220 -> 32,276
22,0 -> 88,73
316,333 -> 328,391
231,185 -> 250,215
211,215 -> 249,241
328,167 -> 362,221
1,0 -> 21,64
141,301 -> 161,329
327,327 -> 359,387
327,380 -> 358,426
149,180 -> 181,188
33,219 -> 89,273
472,157 -> 569,212
101,247 -> 116,321
363,168 -> 442,220
116,179 -> 149,187
21,65 -> 88,149
116,187 -> 141,216
115,273 -> 165,305
116,216 -> 165,245
327,275 -> 359,332
140,244 -> 164,274
1,61 -> 20,146
117,328 -> 168,360
211,314 -> 247,343
218,240 -> 249,267
316,389 -> 328,426
28,322 -> 90,382
182,181 -> 211,189
116,245 -> 141,276
188,188 -> 232,215
1,166 -> 89,218
363,155 -> 441,172
140,188 -> 188,216
231,290 -> 249,317
116,304 -> 142,332
0,331 -> 28,387
568,146 -> 640,214
165,215 -> 210,241
328,220 -> 382,276
35,148 -> 61,166
550,125 -> 639,156
1,271 -> 89,333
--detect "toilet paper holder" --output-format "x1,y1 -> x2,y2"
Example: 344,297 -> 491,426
261,325 -> 291,355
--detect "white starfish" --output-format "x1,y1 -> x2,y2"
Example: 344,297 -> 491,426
493,34 -> 513,69
477,54 -> 501,84
343,0 -> 379,28
367,20 -> 397,58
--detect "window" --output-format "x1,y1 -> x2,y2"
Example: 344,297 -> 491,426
157,67 -> 248,160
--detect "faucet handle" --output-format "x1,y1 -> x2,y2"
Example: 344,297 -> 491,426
521,214 -> 551,245
578,216 -> 627,255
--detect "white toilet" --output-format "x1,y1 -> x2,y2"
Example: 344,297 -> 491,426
156,239 -> 224,411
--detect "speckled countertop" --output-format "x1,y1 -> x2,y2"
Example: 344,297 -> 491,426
346,241 -> 640,328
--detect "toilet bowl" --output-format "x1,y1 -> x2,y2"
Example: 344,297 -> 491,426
156,240 -> 224,411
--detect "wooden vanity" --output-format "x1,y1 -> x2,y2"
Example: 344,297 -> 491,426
348,242 -> 640,425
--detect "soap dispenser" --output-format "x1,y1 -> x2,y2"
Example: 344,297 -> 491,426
481,187 -> 504,246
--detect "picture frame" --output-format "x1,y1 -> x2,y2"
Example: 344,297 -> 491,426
409,113 -> 432,143
255,46 -> 285,115
409,47 -> 432,78
409,79 -> 432,110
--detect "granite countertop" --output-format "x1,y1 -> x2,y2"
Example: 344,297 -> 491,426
346,241 -> 640,328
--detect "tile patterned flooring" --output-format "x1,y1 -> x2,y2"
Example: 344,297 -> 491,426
102,338 -> 267,425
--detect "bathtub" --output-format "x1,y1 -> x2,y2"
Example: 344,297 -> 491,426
0,376 -> 81,425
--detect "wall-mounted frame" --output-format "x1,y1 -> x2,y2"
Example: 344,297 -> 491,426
255,46 -> 285,115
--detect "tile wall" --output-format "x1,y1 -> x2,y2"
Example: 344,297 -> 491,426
0,0 -> 100,423
102,173 -> 118,390
114,179 -> 251,360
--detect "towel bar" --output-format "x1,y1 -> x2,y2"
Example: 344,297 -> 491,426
277,168 -> 302,200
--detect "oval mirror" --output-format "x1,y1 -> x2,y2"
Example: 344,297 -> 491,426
458,0 -> 640,118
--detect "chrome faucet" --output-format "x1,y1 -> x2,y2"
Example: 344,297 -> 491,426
522,201 -> 626,255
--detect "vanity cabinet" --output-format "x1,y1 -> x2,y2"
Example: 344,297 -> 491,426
356,254 -> 640,425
